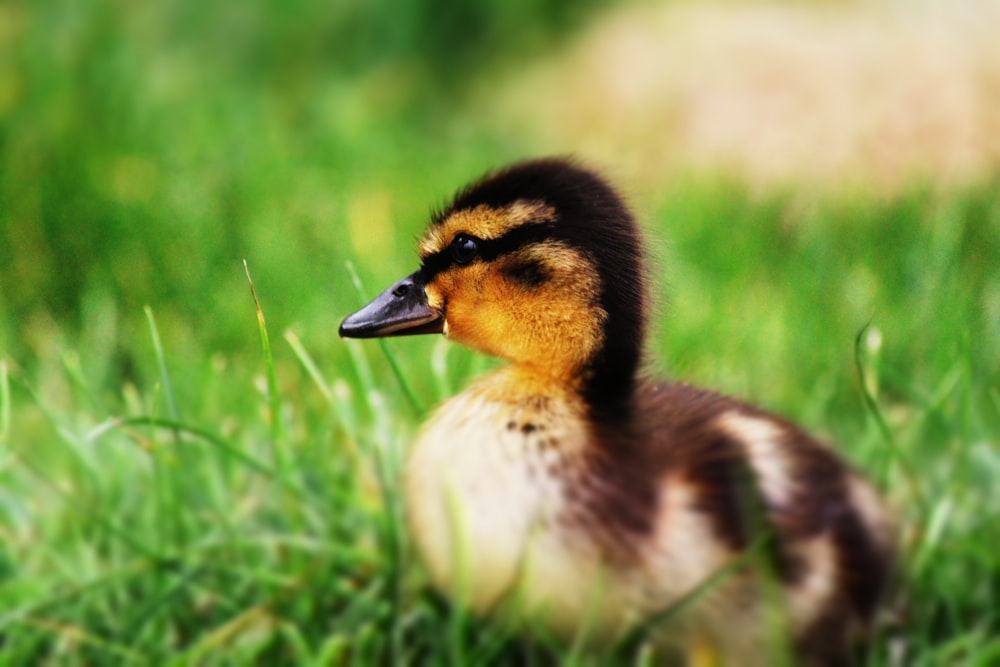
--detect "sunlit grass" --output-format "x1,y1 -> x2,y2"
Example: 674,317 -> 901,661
2,1 -> 998,664
2,179 -> 998,665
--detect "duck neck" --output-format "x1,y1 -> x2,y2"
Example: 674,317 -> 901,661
580,336 -> 643,420
578,271 -> 649,418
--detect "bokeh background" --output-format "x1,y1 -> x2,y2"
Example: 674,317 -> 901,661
3,0 -> 1000,380
1,0 -> 998,663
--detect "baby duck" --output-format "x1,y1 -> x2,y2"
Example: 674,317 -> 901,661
340,159 -> 895,665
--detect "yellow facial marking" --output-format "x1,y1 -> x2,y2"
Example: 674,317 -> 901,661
425,239 -> 606,383
419,200 -> 556,258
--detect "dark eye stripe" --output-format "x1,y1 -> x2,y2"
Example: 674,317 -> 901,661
421,222 -> 558,280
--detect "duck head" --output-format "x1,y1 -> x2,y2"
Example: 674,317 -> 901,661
340,158 -> 649,406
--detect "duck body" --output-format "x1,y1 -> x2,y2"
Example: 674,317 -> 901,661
340,159 -> 895,665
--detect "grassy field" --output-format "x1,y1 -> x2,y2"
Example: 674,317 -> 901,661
2,1 -> 999,665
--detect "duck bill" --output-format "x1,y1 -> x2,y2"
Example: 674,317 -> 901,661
339,271 -> 443,338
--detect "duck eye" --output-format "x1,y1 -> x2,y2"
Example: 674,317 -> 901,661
450,234 -> 479,265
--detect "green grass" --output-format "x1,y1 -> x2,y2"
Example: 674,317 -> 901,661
2,0 -> 999,664
2,180 -> 998,665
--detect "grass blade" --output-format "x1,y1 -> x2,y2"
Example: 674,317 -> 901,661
244,260 -> 289,470
87,416 -> 279,485
284,329 -> 364,464
144,305 -> 181,424
853,321 -> 928,516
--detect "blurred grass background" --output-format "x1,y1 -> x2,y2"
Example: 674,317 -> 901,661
1,0 -> 998,664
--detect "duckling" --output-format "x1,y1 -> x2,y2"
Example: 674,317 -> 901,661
340,158 -> 896,665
